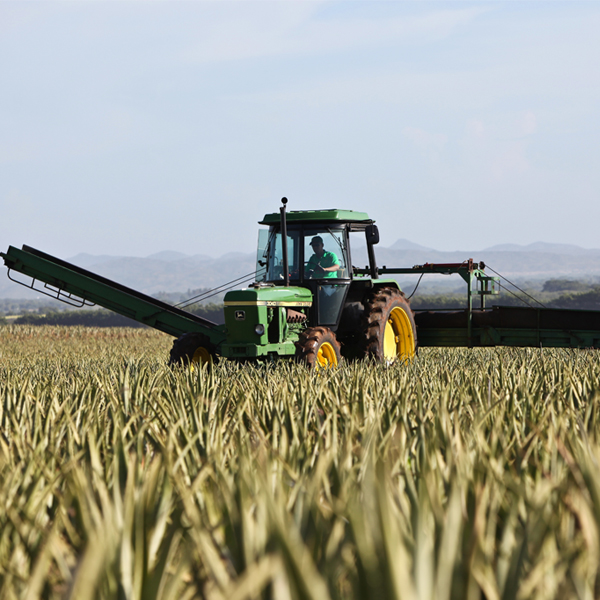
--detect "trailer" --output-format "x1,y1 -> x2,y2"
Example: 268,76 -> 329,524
2,198 -> 600,368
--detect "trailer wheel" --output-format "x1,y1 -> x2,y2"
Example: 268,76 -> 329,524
362,288 -> 416,362
296,326 -> 341,370
169,332 -> 218,367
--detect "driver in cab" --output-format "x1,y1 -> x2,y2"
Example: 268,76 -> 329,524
305,236 -> 340,279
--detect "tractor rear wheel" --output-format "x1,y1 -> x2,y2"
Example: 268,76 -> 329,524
296,326 -> 342,370
362,288 -> 416,362
169,332 -> 218,367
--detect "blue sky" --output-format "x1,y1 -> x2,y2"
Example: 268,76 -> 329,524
1,1 -> 599,258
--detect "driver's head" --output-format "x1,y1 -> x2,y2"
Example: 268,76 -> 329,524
310,236 -> 324,255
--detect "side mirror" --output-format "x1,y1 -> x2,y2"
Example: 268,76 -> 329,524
365,224 -> 380,245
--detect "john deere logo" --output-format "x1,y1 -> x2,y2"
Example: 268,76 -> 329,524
235,310 -> 246,320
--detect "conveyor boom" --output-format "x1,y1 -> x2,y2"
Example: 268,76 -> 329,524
0,245 -> 226,343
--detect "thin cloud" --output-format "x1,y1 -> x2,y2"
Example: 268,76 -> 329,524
403,127 -> 448,156
182,4 -> 487,64
521,111 -> 537,136
492,141 -> 531,181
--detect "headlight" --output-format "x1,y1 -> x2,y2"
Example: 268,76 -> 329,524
254,324 -> 265,335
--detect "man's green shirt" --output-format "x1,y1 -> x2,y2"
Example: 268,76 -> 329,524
305,251 -> 340,278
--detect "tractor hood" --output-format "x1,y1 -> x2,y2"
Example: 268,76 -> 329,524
221,286 -> 312,359
224,285 -> 312,307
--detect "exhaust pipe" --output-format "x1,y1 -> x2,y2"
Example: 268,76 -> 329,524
280,197 -> 289,286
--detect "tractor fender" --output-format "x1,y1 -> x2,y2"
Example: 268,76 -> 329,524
371,279 -> 401,293
346,278 -> 401,304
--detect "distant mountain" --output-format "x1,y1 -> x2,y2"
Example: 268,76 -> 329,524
483,242 -> 600,256
389,238 -> 435,252
68,250 -> 215,268
146,251 -> 192,261
67,253 -> 126,268
1,242 -> 600,300
218,252 -> 255,261
372,247 -> 600,283
0,251 -> 257,299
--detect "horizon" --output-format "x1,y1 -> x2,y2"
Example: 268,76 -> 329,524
61,238 -> 600,262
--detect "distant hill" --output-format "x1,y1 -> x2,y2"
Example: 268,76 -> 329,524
1,241 -> 600,299
482,242 -> 600,256
389,238 -> 435,252
353,241 -> 600,289
0,250 -> 257,299
373,247 -> 600,281
66,253 -> 126,268
146,250 -> 194,261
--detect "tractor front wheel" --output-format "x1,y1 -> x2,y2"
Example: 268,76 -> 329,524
169,332 -> 218,367
296,326 -> 342,370
362,288 -> 416,362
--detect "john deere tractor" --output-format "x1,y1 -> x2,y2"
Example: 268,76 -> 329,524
170,198 -> 417,368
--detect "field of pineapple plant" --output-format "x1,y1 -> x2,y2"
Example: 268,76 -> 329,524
1,324 -> 600,599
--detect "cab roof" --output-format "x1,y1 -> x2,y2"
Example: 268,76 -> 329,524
259,209 -> 372,225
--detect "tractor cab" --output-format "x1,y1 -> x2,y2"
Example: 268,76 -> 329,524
256,208 -> 376,329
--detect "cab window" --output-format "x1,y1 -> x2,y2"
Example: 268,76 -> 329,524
257,229 -> 301,282
304,230 -> 348,280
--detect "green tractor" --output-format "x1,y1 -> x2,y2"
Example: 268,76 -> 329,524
171,198 -> 416,368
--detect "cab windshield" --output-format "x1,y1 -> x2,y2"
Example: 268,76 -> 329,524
256,227 -> 349,283
304,229 -> 348,280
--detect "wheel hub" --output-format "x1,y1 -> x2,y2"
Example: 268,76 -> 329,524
383,307 -> 415,361
316,342 -> 338,369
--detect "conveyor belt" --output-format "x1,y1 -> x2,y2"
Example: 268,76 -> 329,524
1,245 -> 226,342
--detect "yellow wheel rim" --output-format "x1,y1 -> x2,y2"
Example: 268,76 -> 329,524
383,307 -> 415,362
192,346 -> 211,365
316,342 -> 338,370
